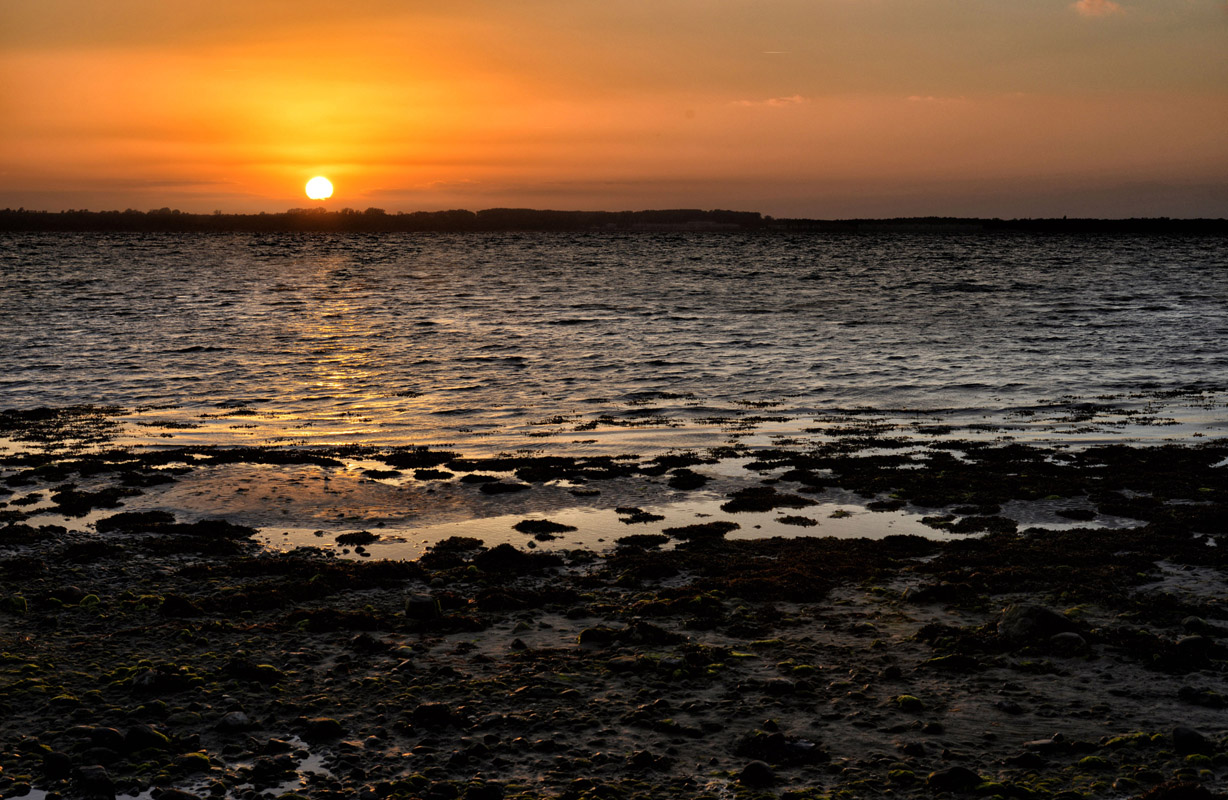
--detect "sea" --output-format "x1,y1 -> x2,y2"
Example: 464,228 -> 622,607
2,231 -> 1226,553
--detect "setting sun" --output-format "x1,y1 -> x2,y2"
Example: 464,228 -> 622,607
305,176 -> 333,201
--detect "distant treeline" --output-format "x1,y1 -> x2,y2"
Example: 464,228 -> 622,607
0,207 -> 764,233
0,207 -> 1224,234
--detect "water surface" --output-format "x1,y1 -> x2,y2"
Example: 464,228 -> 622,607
2,231 -> 1225,455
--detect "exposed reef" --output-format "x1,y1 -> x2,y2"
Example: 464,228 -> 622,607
0,408 -> 1226,799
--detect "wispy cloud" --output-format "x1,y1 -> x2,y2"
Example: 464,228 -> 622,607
1072,0 -> 1124,17
733,95 -> 808,108
907,95 -> 969,105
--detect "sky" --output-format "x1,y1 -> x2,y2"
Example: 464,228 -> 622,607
2,0 -> 1226,218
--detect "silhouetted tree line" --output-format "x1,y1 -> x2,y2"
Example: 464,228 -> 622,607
0,207 -> 765,233
771,216 -> 1228,234
0,207 -> 1223,234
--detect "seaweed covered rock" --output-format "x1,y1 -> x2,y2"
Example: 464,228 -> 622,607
471,543 -> 561,574
721,487 -> 816,513
996,603 -> 1078,644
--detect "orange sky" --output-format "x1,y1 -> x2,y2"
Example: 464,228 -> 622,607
2,0 -> 1226,217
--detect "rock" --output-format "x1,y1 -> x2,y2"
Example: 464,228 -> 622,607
405,593 -> 441,621
893,694 -> 925,712
158,594 -> 201,617
614,534 -> 669,549
349,633 -> 389,653
302,717 -> 344,742
223,657 -> 284,684
734,730 -> 827,766
606,655 -> 641,673
922,654 -> 981,672
1024,733 -> 1067,753
627,749 -> 673,771
131,667 -> 192,695
218,711 -> 251,731
738,760 -> 776,788
123,724 -> 171,752
153,790 -> 203,800
411,703 -> 456,728
1178,685 -> 1228,708
662,521 -> 741,540
994,700 -> 1025,715
1049,631 -> 1088,655
336,530 -> 380,546
721,486 -> 816,513
479,481 -> 529,495
42,750 -> 72,779
79,747 -> 121,766
49,585 -> 88,605
75,764 -> 115,797
1172,726 -> 1215,756
1139,780 -> 1217,800
667,469 -> 709,490
172,753 -> 211,775
1175,635 -> 1212,662
250,754 -> 296,780
471,543 -> 561,574
1182,617 -> 1228,638
927,766 -> 982,792
1004,751 -> 1046,769
511,519 -> 576,535
997,604 -> 1078,643
87,727 -> 125,751
577,626 -> 619,648
464,782 -> 505,800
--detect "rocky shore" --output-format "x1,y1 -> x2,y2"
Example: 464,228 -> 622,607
1,409 -> 1226,800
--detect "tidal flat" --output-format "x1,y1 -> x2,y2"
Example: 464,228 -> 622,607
0,408 -> 1226,800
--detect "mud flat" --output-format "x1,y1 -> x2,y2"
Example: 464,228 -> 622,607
0,408 -> 1226,800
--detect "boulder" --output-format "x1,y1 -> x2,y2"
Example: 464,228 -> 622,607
1049,631 -> 1089,655
1172,726 -> 1215,756
75,764 -> 115,797
738,761 -> 776,788
997,604 -> 1078,644
927,766 -> 982,793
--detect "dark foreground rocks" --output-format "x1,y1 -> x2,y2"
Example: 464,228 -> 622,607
0,429 -> 1226,799
0,516 -> 1226,800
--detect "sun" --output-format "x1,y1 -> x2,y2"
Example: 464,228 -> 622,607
305,176 -> 334,200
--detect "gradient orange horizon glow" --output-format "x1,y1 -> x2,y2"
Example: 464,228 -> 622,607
2,0 -> 1225,218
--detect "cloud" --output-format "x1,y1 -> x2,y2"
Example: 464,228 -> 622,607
1072,0 -> 1124,17
907,95 -> 969,105
732,95 -> 808,108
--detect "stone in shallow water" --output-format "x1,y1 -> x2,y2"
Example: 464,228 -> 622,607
511,518 -> 576,535
479,481 -> 529,495
720,486 -> 816,513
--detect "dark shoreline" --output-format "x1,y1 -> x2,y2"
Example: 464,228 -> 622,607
2,207 -> 1226,235
1,409 -> 1226,799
